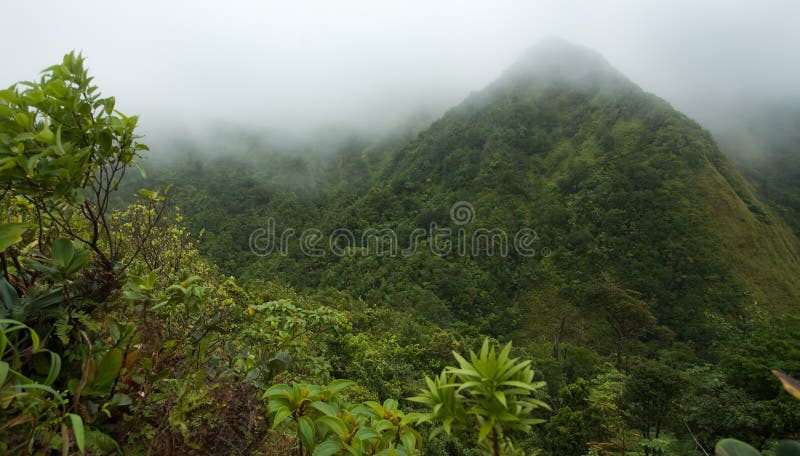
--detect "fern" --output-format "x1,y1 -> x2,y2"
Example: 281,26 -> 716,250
55,312 -> 72,345
54,310 -> 100,346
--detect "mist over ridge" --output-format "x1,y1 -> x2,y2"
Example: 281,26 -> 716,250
2,0 -> 799,155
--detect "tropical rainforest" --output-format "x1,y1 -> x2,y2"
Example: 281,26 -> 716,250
2,40 -> 800,456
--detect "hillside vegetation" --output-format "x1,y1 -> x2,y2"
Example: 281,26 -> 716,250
2,42 -> 800,455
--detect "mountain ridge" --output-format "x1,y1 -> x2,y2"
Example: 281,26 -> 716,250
340,38 -> 800,339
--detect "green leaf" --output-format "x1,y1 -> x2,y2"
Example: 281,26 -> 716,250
383,398 -> 399,411
108,322 -> 121,343
310,401 -> 337,417
493,390 -> 507,408
498,380 -> 538,390
27,288 -> 67,313
479,338 -> 490,361
64,250 -> 91,277
137,188 -> 157,200
43,351 -> 61,386
264,383 -> 292,399
316,415 -> 348,437
68,413 -> 85,454
98,130 -> 112,151
35,125 -> 55,144
44,238 -> 90,277
776,440 -> 800,456
0,319 -> 41,352
0,223 -> 30,251
715,438 -> 761,456
110,393 -> 132,407
0,278 -> 19,313
355,426 -> 380,442
14,112 -> 30,129
0,361 -> 9,386
51,238 -> 74,269
55,124 -> 65,154
103,97 -> 115,114
268,356 -> 287,376
313,439 -> 343,456
133,161 -> 147,178
15,382 -> 62,401
298,416 -> 316,450
347,437 -> 363,456
83,428 -> 120,453
326,379 -> 354,395
400,429 -> 417,453
93,349 -> 122,389
271,406 -> 291,429
478,419 -> 494,443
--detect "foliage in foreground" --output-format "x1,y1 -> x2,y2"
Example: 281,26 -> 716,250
264,338 -> 548,456
410,339 -> 549,455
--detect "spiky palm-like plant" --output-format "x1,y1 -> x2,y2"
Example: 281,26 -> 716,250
410,338 -> 549,455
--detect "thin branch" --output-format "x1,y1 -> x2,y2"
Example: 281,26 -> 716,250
71,329 -> 94,414
683,420 -> 711,456
120,197 -> 168,272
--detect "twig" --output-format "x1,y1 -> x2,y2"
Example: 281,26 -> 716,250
72,330 -> 94,414
684,420 -> 711,456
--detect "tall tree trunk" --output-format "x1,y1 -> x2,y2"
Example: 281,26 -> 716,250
553,315 -> 566,359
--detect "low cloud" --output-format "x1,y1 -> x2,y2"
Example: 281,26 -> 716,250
1,0 -> 798,149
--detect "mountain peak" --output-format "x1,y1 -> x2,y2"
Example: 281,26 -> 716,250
500,38 -> 631,90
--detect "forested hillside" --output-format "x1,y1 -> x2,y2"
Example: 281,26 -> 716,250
3,43 -> 800,455
141,40 -> 800,348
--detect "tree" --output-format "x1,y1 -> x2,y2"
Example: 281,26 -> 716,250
623,359 -> 682,456
586,369 -> 641,456
539,379 -> 606,456
0,51 -> 165,295
588,275 -> 656,370
0,51 -> 163,454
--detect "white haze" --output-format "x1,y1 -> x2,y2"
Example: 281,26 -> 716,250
1,0 -> 799,149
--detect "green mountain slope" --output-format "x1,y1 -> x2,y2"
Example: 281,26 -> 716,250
145,40 -> 800,353
308,40 -> 799,341
703,98 -> 800,236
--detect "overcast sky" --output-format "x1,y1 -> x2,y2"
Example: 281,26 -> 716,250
2,0 -> 799,143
